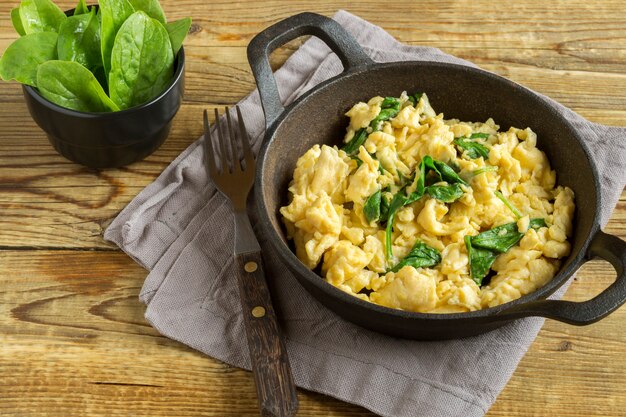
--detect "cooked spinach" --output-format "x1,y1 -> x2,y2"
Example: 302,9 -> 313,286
465,217 -> 548,284
454,137 -> 490,159
0,32 -> 58,86
426,183 -> 464,203
471,165 -> 498,176
407,92 -> 423,107
19,0 -> 67,34
384,155 -> 468,260
109,11 -> 174,109
494,190 -> 522,219
388,240 -> 442,273
36,60 -> 119,112
341,128 -> 368,154
342,97 -> 401,154
364,189 -> 382,223
464,236 -> 498,286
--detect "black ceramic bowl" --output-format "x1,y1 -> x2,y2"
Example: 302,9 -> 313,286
22,9 -> 185,169
247,13 -> 626,340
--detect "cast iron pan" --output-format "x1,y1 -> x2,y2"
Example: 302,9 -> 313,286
248,12 -> 626,340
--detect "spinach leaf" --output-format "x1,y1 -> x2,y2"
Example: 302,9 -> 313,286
129,0 -> 166,24
465,236 -> 498,286
74,0 -> 90,15
19,0 -> 67,34
471,222 -> 523,253
433,160 -> 467,185
407,92 -> 423,107
342,97 -> 402,154
36,60 -> 119,112
469,133 -> 490,139
388,240 -> 441,273
426,183 -> 464,203
57,9 -> 102,77
529,218 -> 547,229
363,189 -> 382,223
454,137 -> 489,159
11,7 -> 26,36
109,11 -> 174,109
465,216 -> 548,285
165,17 -> 192,56
0,32 -> 58,86
471,165 -> 497,176
494,190 -> 522,219
385,190 -> 409,260
350,155 -> 363,168
379,191 -> 391,223
341,127 -> 367,154
370,97 -> 401,131
100,0 -> 135,76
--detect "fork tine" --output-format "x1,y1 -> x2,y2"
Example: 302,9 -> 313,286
203,110 -> 218,177
236,105 -> 254,167
214,108 -> 230,173
225,107 -> 241,172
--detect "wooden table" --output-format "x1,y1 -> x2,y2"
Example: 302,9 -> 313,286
1,1 -> 624,416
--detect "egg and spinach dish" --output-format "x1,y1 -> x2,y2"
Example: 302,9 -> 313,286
280,92 -> 575,313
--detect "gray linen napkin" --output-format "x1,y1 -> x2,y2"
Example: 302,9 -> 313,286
104,10 -> 626,417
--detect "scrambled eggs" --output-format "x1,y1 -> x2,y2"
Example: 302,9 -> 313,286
280,92 -> 575,313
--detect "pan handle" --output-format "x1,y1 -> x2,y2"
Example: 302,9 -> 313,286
495,230 -> 626,325
247,12 -> 373,130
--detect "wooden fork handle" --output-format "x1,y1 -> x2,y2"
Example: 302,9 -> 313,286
235,251 -> 299,417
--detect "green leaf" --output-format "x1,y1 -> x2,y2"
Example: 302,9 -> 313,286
370,97 -> 401,131
165,17 -> 192,56
36,60 -> 119,112
426,183 -> 464,203
385,190 -> 408,261
341,128 -> 368,155
74,0 -> 90,15
388,240 -> 441,273
379,191 -> 391,223
407,92 -> 423,107
363,189 -> 382,223
465,236 -> 498,286
470,133 -> 490,139
471,222 -> 523,253
529,218 -> 547,229
109,11 -> 174,109
471,165 -> 498,176
11,8 -> 26,36
350,155 -> 363,168
100,0 -> 135,76
57,10 -> 102,77
128,0 -> 166,24
0,32 -> 58,86
454,137 -> 490,159
19,0 -> 67,34
494,190 -> 523,219
432,159 -> 467,185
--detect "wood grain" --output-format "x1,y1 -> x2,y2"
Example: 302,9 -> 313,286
0,0 -> 625,416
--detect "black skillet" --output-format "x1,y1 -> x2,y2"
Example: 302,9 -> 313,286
247,12 -> 626,340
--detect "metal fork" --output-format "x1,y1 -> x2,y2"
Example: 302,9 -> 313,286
203,107 -> 298,417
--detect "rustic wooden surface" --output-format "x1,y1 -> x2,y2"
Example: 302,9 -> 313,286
1,0 -> 625,416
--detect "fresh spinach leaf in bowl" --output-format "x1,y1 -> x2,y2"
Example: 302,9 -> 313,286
0,0 -> 191,113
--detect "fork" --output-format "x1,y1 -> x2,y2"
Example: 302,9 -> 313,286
203,106 -> 299,417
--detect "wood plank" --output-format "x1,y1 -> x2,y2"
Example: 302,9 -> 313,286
0,250 -> 624,416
